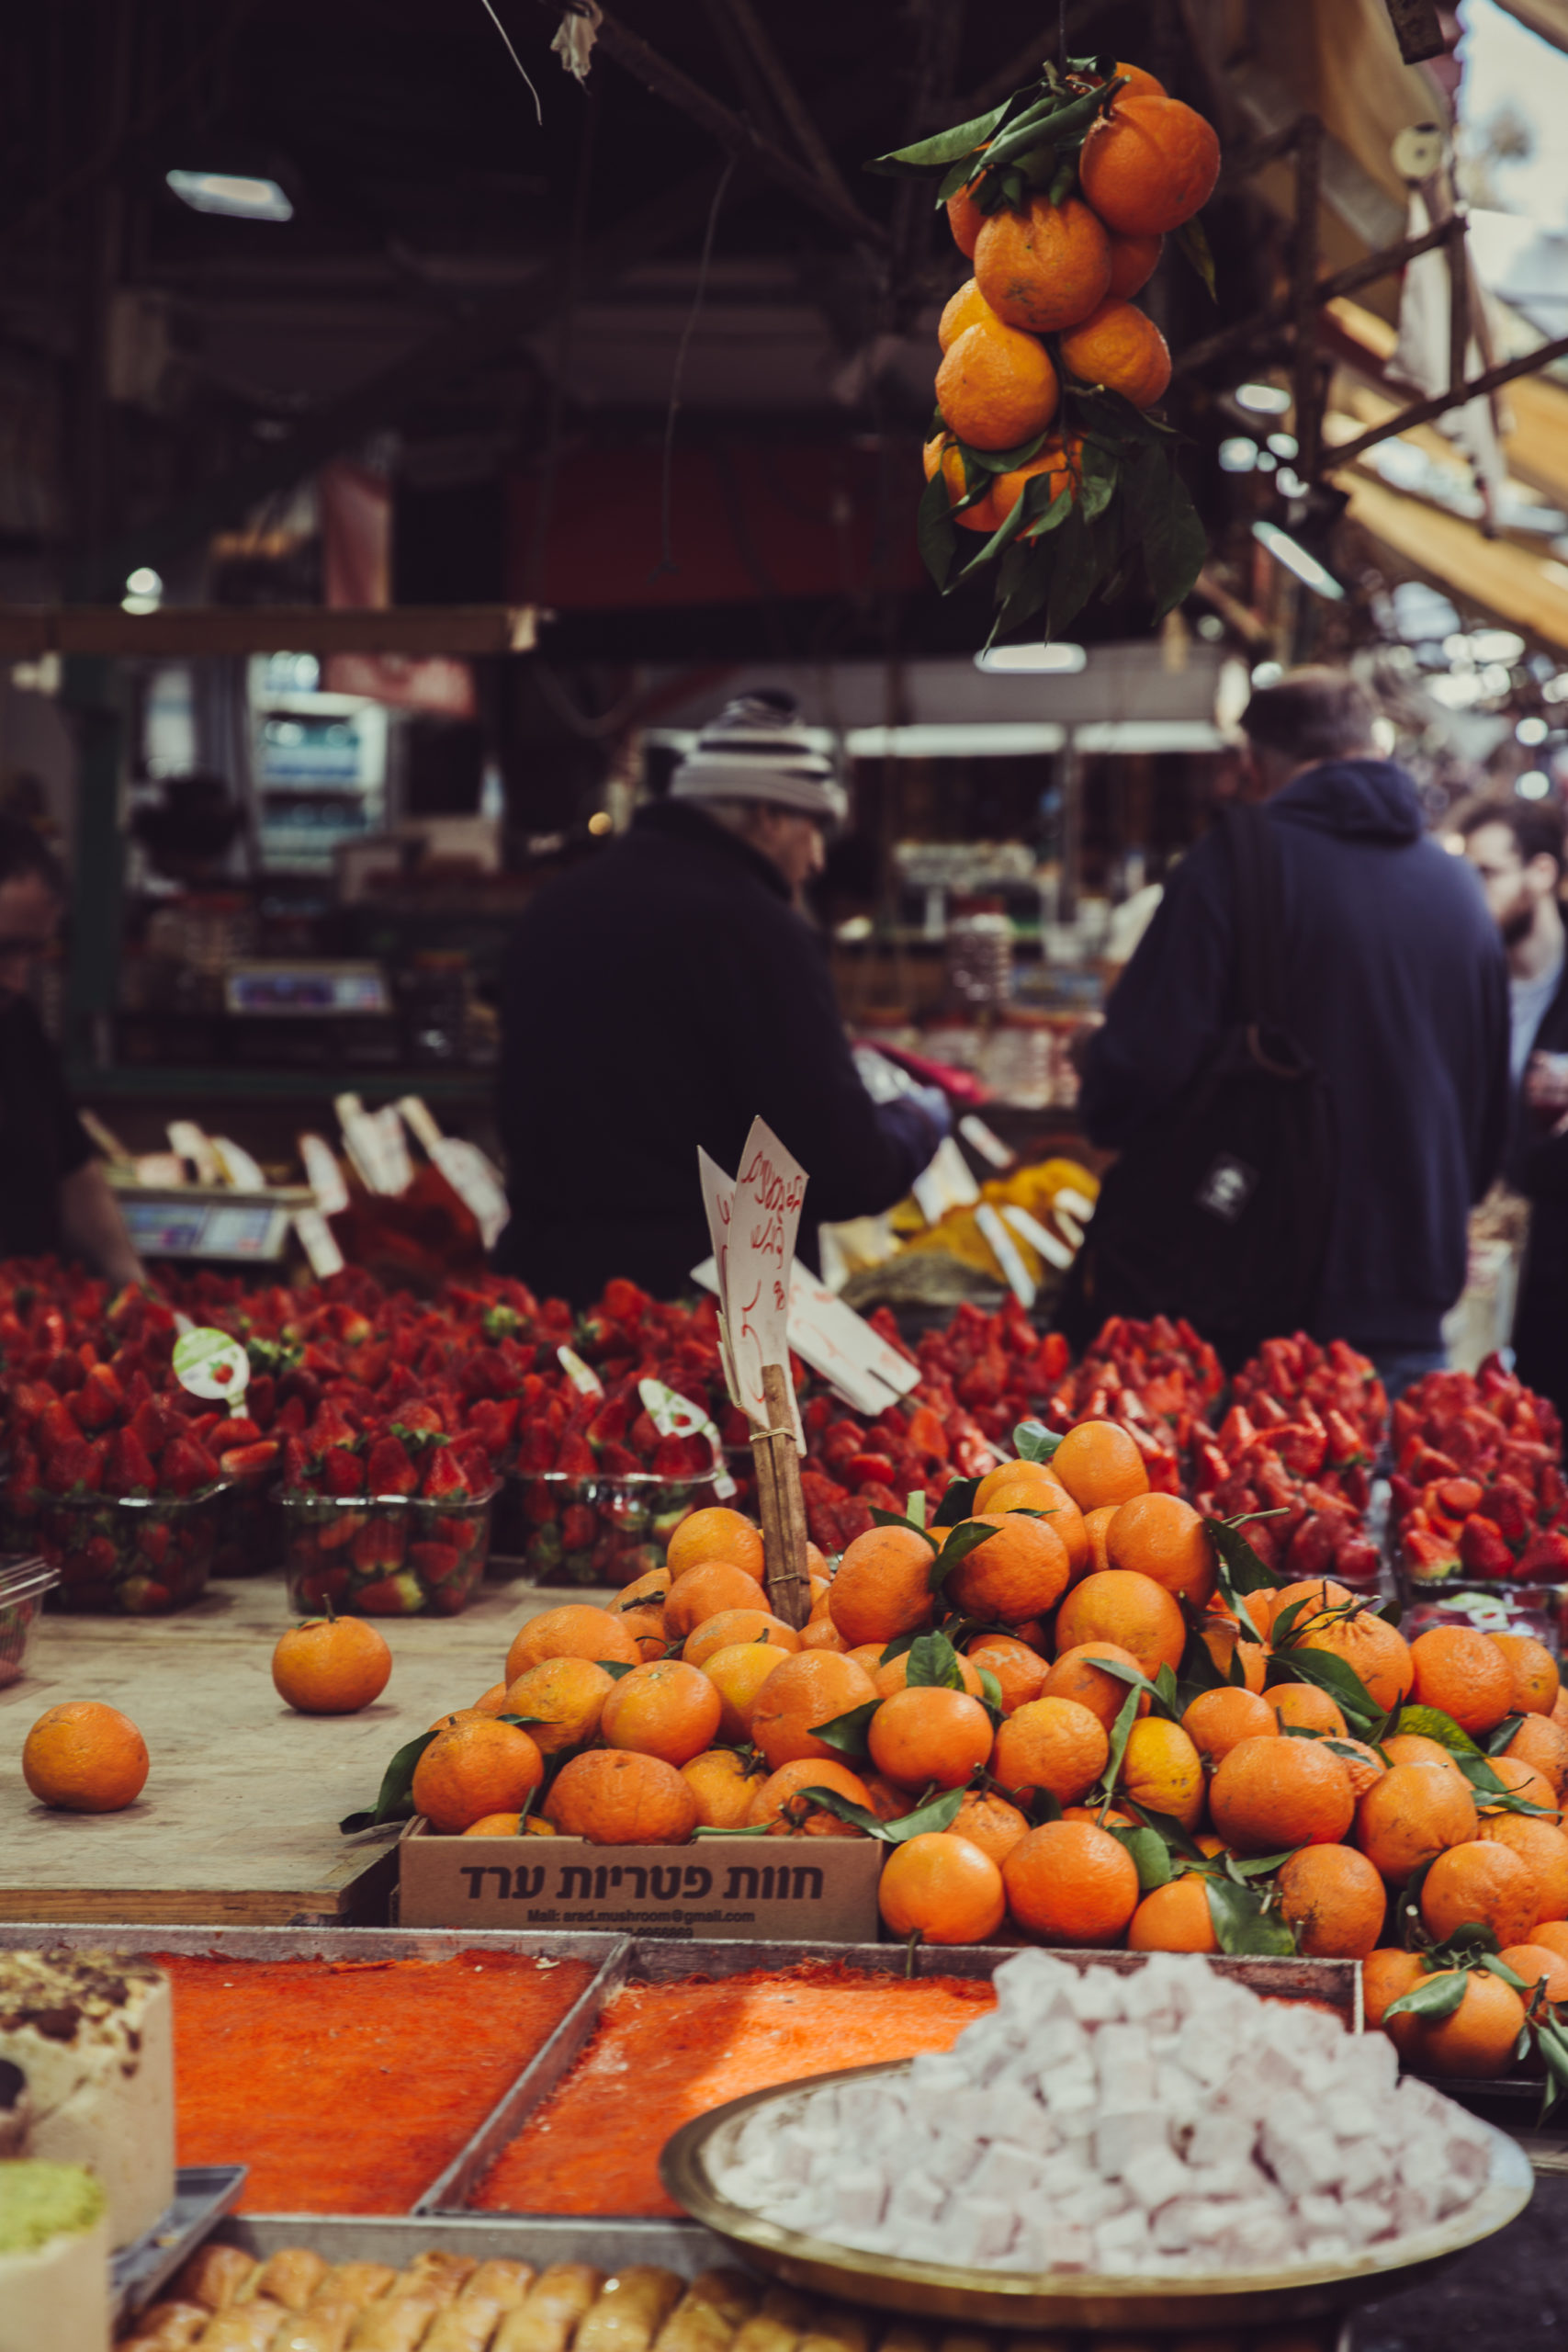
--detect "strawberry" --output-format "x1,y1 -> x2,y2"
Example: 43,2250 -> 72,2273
43,1437 -> 90,1494
421,1445 -> 469,1502
106,1427 -> 156,1496
73,1362 -> 125,1430
322,1449 -> 367,1497
393,1401 -> 445,1439
38,1398 -> 83,1455
410,1540 -> 461,1587
209,1416 -> 261,1451
220,1440 -> 280,1482
349,1571 -> 423,1614
159,1437 -> 215,1497
555,1430 -> 594,1479
651,1433 -> 709,1479
280,1436 -> 318,1491
366,1435 -> 417,1498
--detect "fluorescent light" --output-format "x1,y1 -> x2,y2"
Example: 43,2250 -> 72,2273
166,169 -> 292,221
845,723 -> 1066,757
1254,449 -> 1278,473
1073,720 -> 1231,752
1251,660 -> 1284,687
1218,437 -> 1257,473
1267,432 -> 1299,458
1236,382 -> 1292,414
1275,468 -> 1307,497
1517,715 -> 1550,744
1517,769 -> 1551,799
121,565 -> 162,614
1251,519 -> 1345,601
1471,628 -> 1526,663
973,643 -> 1087,674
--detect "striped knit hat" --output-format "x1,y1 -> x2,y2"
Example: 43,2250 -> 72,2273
670,691 -> 847,822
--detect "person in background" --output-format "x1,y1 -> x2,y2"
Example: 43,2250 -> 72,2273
1461,796 -> 1568,1419
1077,668 -> 1508,1396
494,692 -> 950,1303
0,817 -> 145,1283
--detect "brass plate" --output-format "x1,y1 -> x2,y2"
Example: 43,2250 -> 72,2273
659,2059 -> 1535,2334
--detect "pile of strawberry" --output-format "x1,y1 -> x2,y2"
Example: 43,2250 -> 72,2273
908,1298 -> 1073,1443
1228,1332 -> 1388,1453
1044,1313 -> 1223,1457
1392,1359 -> 1568,1585
1190,1393 -> 1382,1587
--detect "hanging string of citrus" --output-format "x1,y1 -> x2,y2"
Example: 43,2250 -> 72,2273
868,57 -> 1221,644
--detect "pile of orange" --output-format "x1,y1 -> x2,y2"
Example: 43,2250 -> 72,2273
927,61 -> 1216,523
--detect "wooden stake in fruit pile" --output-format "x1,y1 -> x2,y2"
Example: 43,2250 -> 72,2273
869,57 -> 1219,640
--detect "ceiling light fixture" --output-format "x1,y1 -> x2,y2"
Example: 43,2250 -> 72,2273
166,170 -> 293,221
1235,383 -> 1292,415
1251,519 -> 1345,601
1517,769 -> 1552,800
974,643 -> 1088,674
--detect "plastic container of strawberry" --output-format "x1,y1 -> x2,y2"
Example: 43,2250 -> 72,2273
281,1482 -> 500,1616
505,1471 -> 719,1587
1399,1578 -> 1566,1651
0,1555 -> 58,1684
16,1486 -> 228,1613
212,1476 -> 283,1577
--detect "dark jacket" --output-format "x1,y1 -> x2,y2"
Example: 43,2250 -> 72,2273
1077,758 -> 1510,1353
493,800 -> 939,1304
1506,958 -> 1568,1414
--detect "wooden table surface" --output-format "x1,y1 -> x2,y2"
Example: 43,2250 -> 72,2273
0,1573 -> 594,1927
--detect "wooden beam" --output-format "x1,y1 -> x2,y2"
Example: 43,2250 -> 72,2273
722,0 -> 861,216
1323,336 -> 1568,472
0,605 -> 538,658
1171,218 -> 1456,379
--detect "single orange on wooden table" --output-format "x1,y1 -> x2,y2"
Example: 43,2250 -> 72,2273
412,1717 -> 545,1835
272,1611 -> 391,1715
22,1700 -> 149,1813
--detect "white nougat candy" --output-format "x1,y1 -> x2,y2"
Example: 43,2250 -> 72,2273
708,1951 -> 1495,2281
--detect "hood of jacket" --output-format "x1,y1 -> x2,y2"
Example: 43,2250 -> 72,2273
1267,757 -> 1425,845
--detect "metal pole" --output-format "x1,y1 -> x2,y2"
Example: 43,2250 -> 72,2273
1292,115 -> 1325,483
61,656 -> 125,1074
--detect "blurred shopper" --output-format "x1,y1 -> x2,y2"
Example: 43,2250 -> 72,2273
1461,797 -> 1568,1417
0,818 -> 144,1281
494,693 -> 950,1303
1072,669 -> 1507,1386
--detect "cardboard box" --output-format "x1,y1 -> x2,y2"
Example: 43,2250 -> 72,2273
396,1818 -> 884,1941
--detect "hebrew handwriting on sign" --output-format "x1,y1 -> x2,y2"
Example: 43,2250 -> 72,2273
698,1120 -> 807,1446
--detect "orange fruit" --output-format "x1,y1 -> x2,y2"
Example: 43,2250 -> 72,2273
1494,1633 -> 1560,1717
1078,92 -> 1222,235
1325,1736 -> 1388,1801
1100,60 -> 1168,99
974,194 -> 1113,334
1041,1641 -> 1149,1731
945,154 -> 992,258
664,1560 -> 770,1639
1105,1491 -> 1214,1604
943,1510 -> 1072,1623
828,1524 -> 938,1646
1505,1712 -> 1568,1797
600,1658 -> 723,1767
938,277 -> 1001,352
1414,1970 -> 1528,2076
879,1831 -> 1006,1945
1421,1838 -> 1540,1947
746,1756 -> 874,1837
1003,1818 -> 1140,1944
1501,1940 -> 1568,2002
749,1650 -> 879,1770
874,1647 -> 985,1699
798,1616 -> 848,1653
21,1701 -> 149,1814
991,1695 -> 1109,1806
1197,1615 -> 1267,1690
1382,1730 -> 1467,1780
1355,1761 -> 1479,1882
412,1719 -> 545,1835
613,1566 -> 671,1612
1120,1716 -> 1205,1829
1478,1813 -> 1568,1921
682,1748 -> 764,1829
1294,1609 -> 1414,1716
701,1641 -> 790,1743
1055,1569 -> 1186,1679
501,1656 -> 615,1754
1082,1503 -> 1118,1576
1252,1577 -> 1355,1636
1363,1947 -> 1429,2055
976,1473 -> 1089,1577
1127,1874 -> 1219,1953
1481,1755 -> 1561,1819
618,1606 -> 671,1663
935,320 -> 1060,452
1276,1844 -> 1387,1958
1208,1735 -> 1355,1855
950,1788 -> 1030,1866
1530,1918 -> 1568,1964
427,1709 -> 488,1735
964,1633 -> 1049,1713
1107,230 -> 1162,296
868,1685 -> 995,1790
1181,1685 -> 1278,1770
544,1748 -> 697,1845
1050,1420 -> 1149,1512
1268,1682 -> 1348,1737
271,1613 -> 391,1714
506,1605 -> 638,1682
462,1812 -> 533,1837
665,1507 -> 765,1584
682,1608 -> 800,1668
974,1456 -> 1065,1512
1058,296 -> 1171,407
923,434 -> 1001,536
1409,1625 -> 1513,1735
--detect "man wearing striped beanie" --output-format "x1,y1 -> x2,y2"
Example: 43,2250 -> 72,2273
495,691 -> 950,1303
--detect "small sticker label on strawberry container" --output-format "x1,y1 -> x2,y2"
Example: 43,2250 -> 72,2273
173,1327 -> 251,1401
557,1346 -> 604,1399
637,1377 -> 738,1500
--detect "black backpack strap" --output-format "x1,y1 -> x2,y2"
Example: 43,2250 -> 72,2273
1223,803 -> 1289,1030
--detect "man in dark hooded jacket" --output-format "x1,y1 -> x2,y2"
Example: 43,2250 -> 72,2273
1077,669 -> 1508,1392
